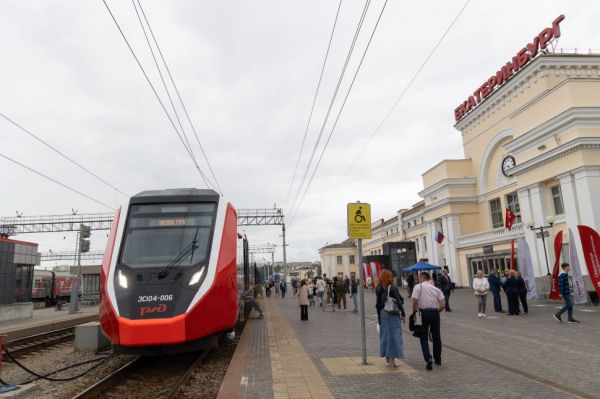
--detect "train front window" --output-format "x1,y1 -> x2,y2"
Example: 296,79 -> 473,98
120,203 -> 216,268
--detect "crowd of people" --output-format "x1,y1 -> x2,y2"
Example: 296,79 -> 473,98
253,261 -> 581,372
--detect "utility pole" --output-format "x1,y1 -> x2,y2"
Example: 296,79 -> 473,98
70,224 -> 90,313
282,224 -> 288,282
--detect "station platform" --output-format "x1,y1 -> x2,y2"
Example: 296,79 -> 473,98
0,305 -> 98,341
218,288 -> 599,399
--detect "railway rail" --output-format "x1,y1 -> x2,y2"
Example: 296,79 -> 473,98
6,327 -> 75,359
71,350 -> 210,399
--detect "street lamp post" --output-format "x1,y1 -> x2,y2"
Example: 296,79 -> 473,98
527,216 -> 555,276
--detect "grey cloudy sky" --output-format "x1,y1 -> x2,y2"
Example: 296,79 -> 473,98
1,1 -> 598,264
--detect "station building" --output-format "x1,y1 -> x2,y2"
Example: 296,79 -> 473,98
319,239 -> 357,279
0,237 -> 40,321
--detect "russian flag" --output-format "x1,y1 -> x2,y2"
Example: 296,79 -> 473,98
435,231 -> 445,244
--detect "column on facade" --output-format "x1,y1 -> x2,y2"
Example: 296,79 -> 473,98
517,186 -> 545,277
573,166 -> 600,233
529,184 -> 555,277
442,214 -> 462,286
558,171 -> 587,276
427,221 -> 442,266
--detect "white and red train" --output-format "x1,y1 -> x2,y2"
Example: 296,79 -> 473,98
31,270 -> 78,303
100,188 -> 257,354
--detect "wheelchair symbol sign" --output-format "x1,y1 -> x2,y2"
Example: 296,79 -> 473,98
347,203 -> 371,239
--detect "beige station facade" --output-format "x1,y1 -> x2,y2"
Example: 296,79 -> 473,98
321,52 -> 600,288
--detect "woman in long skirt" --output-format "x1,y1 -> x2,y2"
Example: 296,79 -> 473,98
375,270 -> 406,367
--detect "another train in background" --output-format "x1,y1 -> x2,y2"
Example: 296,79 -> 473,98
31,270 -> 78,304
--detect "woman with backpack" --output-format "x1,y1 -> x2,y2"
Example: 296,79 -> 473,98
375,269 -> 405,367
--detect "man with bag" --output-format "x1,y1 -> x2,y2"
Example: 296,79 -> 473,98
411,271 -> 445,371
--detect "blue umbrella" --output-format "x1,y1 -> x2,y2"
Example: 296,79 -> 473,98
403,260 -> 442,272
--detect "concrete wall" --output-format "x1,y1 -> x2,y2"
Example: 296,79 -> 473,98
0,302 -> 33,322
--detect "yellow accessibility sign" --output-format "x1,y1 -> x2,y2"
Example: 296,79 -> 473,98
347,203 -> 371,239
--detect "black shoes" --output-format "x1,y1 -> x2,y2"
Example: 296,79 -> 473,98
435,359 -> 442,366
426,359 -> 433,370
567,318 -> 580,323
553,314 -> 563,323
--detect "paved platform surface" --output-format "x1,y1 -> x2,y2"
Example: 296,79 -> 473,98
221,288 -> 599,399
0,305 -> 98,341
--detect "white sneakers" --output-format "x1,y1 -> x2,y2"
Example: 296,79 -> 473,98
477,313 -> 487,318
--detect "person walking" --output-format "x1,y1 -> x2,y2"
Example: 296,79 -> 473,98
488,267 -> 504,313
554,263 -> 580,323
411,272 -> 445,371
275,280 -> 280,297
375,270 -> 405,367
516,271 -> 528,314
350,276 -> 359,313
316,277 -> 326,306
280,280 -> 287,298
472,270 -> 489,318
336,277 -> 347,310
298,279 -> 309,321
308,279 -> 315,306
504,270 -> 520,316
438,269 -> 453,312
345,275 -> 351,294
406,273 -> 415,297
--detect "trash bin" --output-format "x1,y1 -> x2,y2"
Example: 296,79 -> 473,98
56,301 -> 65,311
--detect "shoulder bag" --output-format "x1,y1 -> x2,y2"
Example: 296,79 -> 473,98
408,284 -> 423,336
384,285 -> 401,315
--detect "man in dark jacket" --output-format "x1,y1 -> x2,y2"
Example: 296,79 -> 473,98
406,273 -> 416,297
554,263 -> 580,323
505,270 -> 520,316
488,267 -> 504,312
438,268 -> 453,312
516,271 -> 528,314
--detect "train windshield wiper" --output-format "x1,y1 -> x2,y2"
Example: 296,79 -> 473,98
158,227 -> 200,279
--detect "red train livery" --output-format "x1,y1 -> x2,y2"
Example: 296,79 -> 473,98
99,188 -> 254,354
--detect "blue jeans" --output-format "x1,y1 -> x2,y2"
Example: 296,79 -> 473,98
556,294 -> 573,319
419,309 -> 441,363
492,290 -> 503,311
351,293 -> 358,311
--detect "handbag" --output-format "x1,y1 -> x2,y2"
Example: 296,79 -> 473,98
384,285 -> 401,315
408,284 -> 423,337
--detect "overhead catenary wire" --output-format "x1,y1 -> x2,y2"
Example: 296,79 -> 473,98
101,0 -> 213,190
136,0 -> 223,196
287,0 -> 371,220
0,152 -> 116,211
283,0 -> 343,211
0,113 -> 130,198
334,0 -> 471,189
289,0 -> 389,225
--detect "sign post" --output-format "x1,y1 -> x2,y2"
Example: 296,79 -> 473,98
347,202 -> 371,366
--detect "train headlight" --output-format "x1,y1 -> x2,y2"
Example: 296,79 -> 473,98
118,270 -> 128,289
188,267 -> 206,286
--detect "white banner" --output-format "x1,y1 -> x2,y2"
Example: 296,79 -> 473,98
517,237 -> 537,300
569,229 -> 588,304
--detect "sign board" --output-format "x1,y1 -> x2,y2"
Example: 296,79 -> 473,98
483,245 -> 494,254
347,203 -> 371,239
536,231 -> 550,238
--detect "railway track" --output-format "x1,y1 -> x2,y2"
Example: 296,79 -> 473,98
6,327 -> 75,359
72,350 -> 210,399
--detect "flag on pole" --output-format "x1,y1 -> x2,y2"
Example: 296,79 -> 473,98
549,231 -> 563,301
517,237 -> 537,300
505,208 -> 517,230
435,231 -> 445,244
577,225 -> 600,298
569,229 -> 587,304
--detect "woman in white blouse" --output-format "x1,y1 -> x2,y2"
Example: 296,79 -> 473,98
473,270 -> 489,318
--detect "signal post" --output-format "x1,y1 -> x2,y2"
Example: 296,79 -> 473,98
347,202 -> 371,366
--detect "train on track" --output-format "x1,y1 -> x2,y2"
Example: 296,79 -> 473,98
100,188 -> 259,354
31,270 -> 78,303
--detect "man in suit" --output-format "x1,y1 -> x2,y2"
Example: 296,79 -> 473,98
438,268 -> 453,312
488,267 -> 504,313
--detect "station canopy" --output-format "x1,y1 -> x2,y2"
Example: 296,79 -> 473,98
403,260 -> 442,272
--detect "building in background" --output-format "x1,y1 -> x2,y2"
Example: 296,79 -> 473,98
319,239 -> 357,279
0,237 -> 40,322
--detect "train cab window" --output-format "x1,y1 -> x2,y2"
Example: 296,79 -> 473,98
120,203 -> 216,268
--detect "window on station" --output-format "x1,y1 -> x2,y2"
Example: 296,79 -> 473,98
336,256 -> 343,265
551,185 -> 565,216
505,192 -> 522,223
489,198 -> 504,229
423,236 -> 427,251
415,238 -> 420,253
349,255 -> 355,264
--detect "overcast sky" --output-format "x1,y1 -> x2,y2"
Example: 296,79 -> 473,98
1,1 -> 599,265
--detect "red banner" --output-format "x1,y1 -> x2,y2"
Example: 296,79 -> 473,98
577,225 -> 600,296
549,231 -> 563,300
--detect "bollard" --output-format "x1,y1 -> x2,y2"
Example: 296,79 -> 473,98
0,335 -> 19,393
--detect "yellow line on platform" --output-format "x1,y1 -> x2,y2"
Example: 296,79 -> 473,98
266,299 -> 333,399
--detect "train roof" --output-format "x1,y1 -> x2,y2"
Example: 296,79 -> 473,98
130,188 -> 220,204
